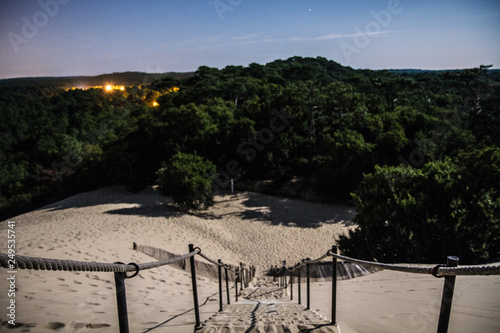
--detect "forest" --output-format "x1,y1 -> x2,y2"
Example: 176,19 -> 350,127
1,57 -> 499,264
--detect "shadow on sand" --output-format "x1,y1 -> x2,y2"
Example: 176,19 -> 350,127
41,186 -> 355,228
195,191 -> 356,229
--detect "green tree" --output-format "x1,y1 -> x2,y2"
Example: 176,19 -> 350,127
339,147 -> 500,264
158,152 -> 217,209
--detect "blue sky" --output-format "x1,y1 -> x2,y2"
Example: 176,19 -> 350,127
0,0 -> 499,79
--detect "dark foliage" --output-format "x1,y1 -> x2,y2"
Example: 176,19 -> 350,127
1,57 -> 498,262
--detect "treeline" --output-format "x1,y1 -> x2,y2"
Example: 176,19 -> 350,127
0,71 -> 193,89
1,57 -> 499,263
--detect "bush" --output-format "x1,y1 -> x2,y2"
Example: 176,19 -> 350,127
158,152 -> 217,209
339,147 -> 500,264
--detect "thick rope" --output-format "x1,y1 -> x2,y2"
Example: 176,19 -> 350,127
197,251 -> 223,267
196,251 -> 237,272
286,252 -> 332,273
329,252 -> 500,276
3,249 -> 498,276
0,250 -> 198,273
137,250 -> 199,270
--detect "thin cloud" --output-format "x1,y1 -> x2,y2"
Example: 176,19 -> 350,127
285,31 -> 393,42
252,31 -> 392,44
204,30 -> 392,49
231,33 -> 260,41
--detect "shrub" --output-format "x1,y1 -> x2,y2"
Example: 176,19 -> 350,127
158,152 -> 216,209
339,147 -> 500,264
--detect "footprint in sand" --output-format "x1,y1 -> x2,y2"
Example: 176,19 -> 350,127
87,323 -> 111,328
70,322 -> 86,329
45,322 -> 65,330
74,281 -> 82,285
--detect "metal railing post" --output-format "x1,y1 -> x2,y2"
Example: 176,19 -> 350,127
283,261 -> 287,288
235,268 -> 239,302
188,244 -> 202,330
306,261 -> 311,310
218,259 -> 223,312
298,267 -> 301,304
225,265 -> 230,305
240,263 -> 244,291
437,256 -> 459,333
114,271 -> 129,333
331,245 -> 338,325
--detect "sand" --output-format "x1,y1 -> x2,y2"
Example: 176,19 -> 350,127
0,186 -> 499,332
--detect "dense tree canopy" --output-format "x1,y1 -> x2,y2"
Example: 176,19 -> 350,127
1,57 -> 499,262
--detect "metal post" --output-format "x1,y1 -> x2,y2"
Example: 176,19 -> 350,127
306,262 -> 311,310
225,266 -> 230,305
437,256 -> 459,333
298,267 -> 301,304
240,263 -> 244,291
114,271 -> 129,333
189,244 -> 202,330
235,269 -> 239,302
290,270 -> 294,301
331,245 -> 338,325
283,261 -> 287,289
218,259 -> 223,312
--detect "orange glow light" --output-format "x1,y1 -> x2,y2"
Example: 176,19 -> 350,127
105,85 -> 113,91
152,101 -> 159,107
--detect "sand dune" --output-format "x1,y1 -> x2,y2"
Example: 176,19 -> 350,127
0,186 -> 499,332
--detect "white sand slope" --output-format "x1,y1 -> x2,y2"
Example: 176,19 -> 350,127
0,186 -> 499,332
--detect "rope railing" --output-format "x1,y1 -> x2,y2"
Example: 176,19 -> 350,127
0,244 -> 252,333
3,241 -> 499,333
273,245 -> 500,333
328,252 -> 500,276
0,250 -> 199,273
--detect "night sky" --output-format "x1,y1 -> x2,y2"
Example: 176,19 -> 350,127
1,0 -> 499,79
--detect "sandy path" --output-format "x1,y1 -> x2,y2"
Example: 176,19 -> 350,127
0,186 -> 355,332
1,186 -> 498,332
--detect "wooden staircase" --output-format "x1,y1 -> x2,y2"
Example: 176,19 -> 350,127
199,277 -> 339,333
